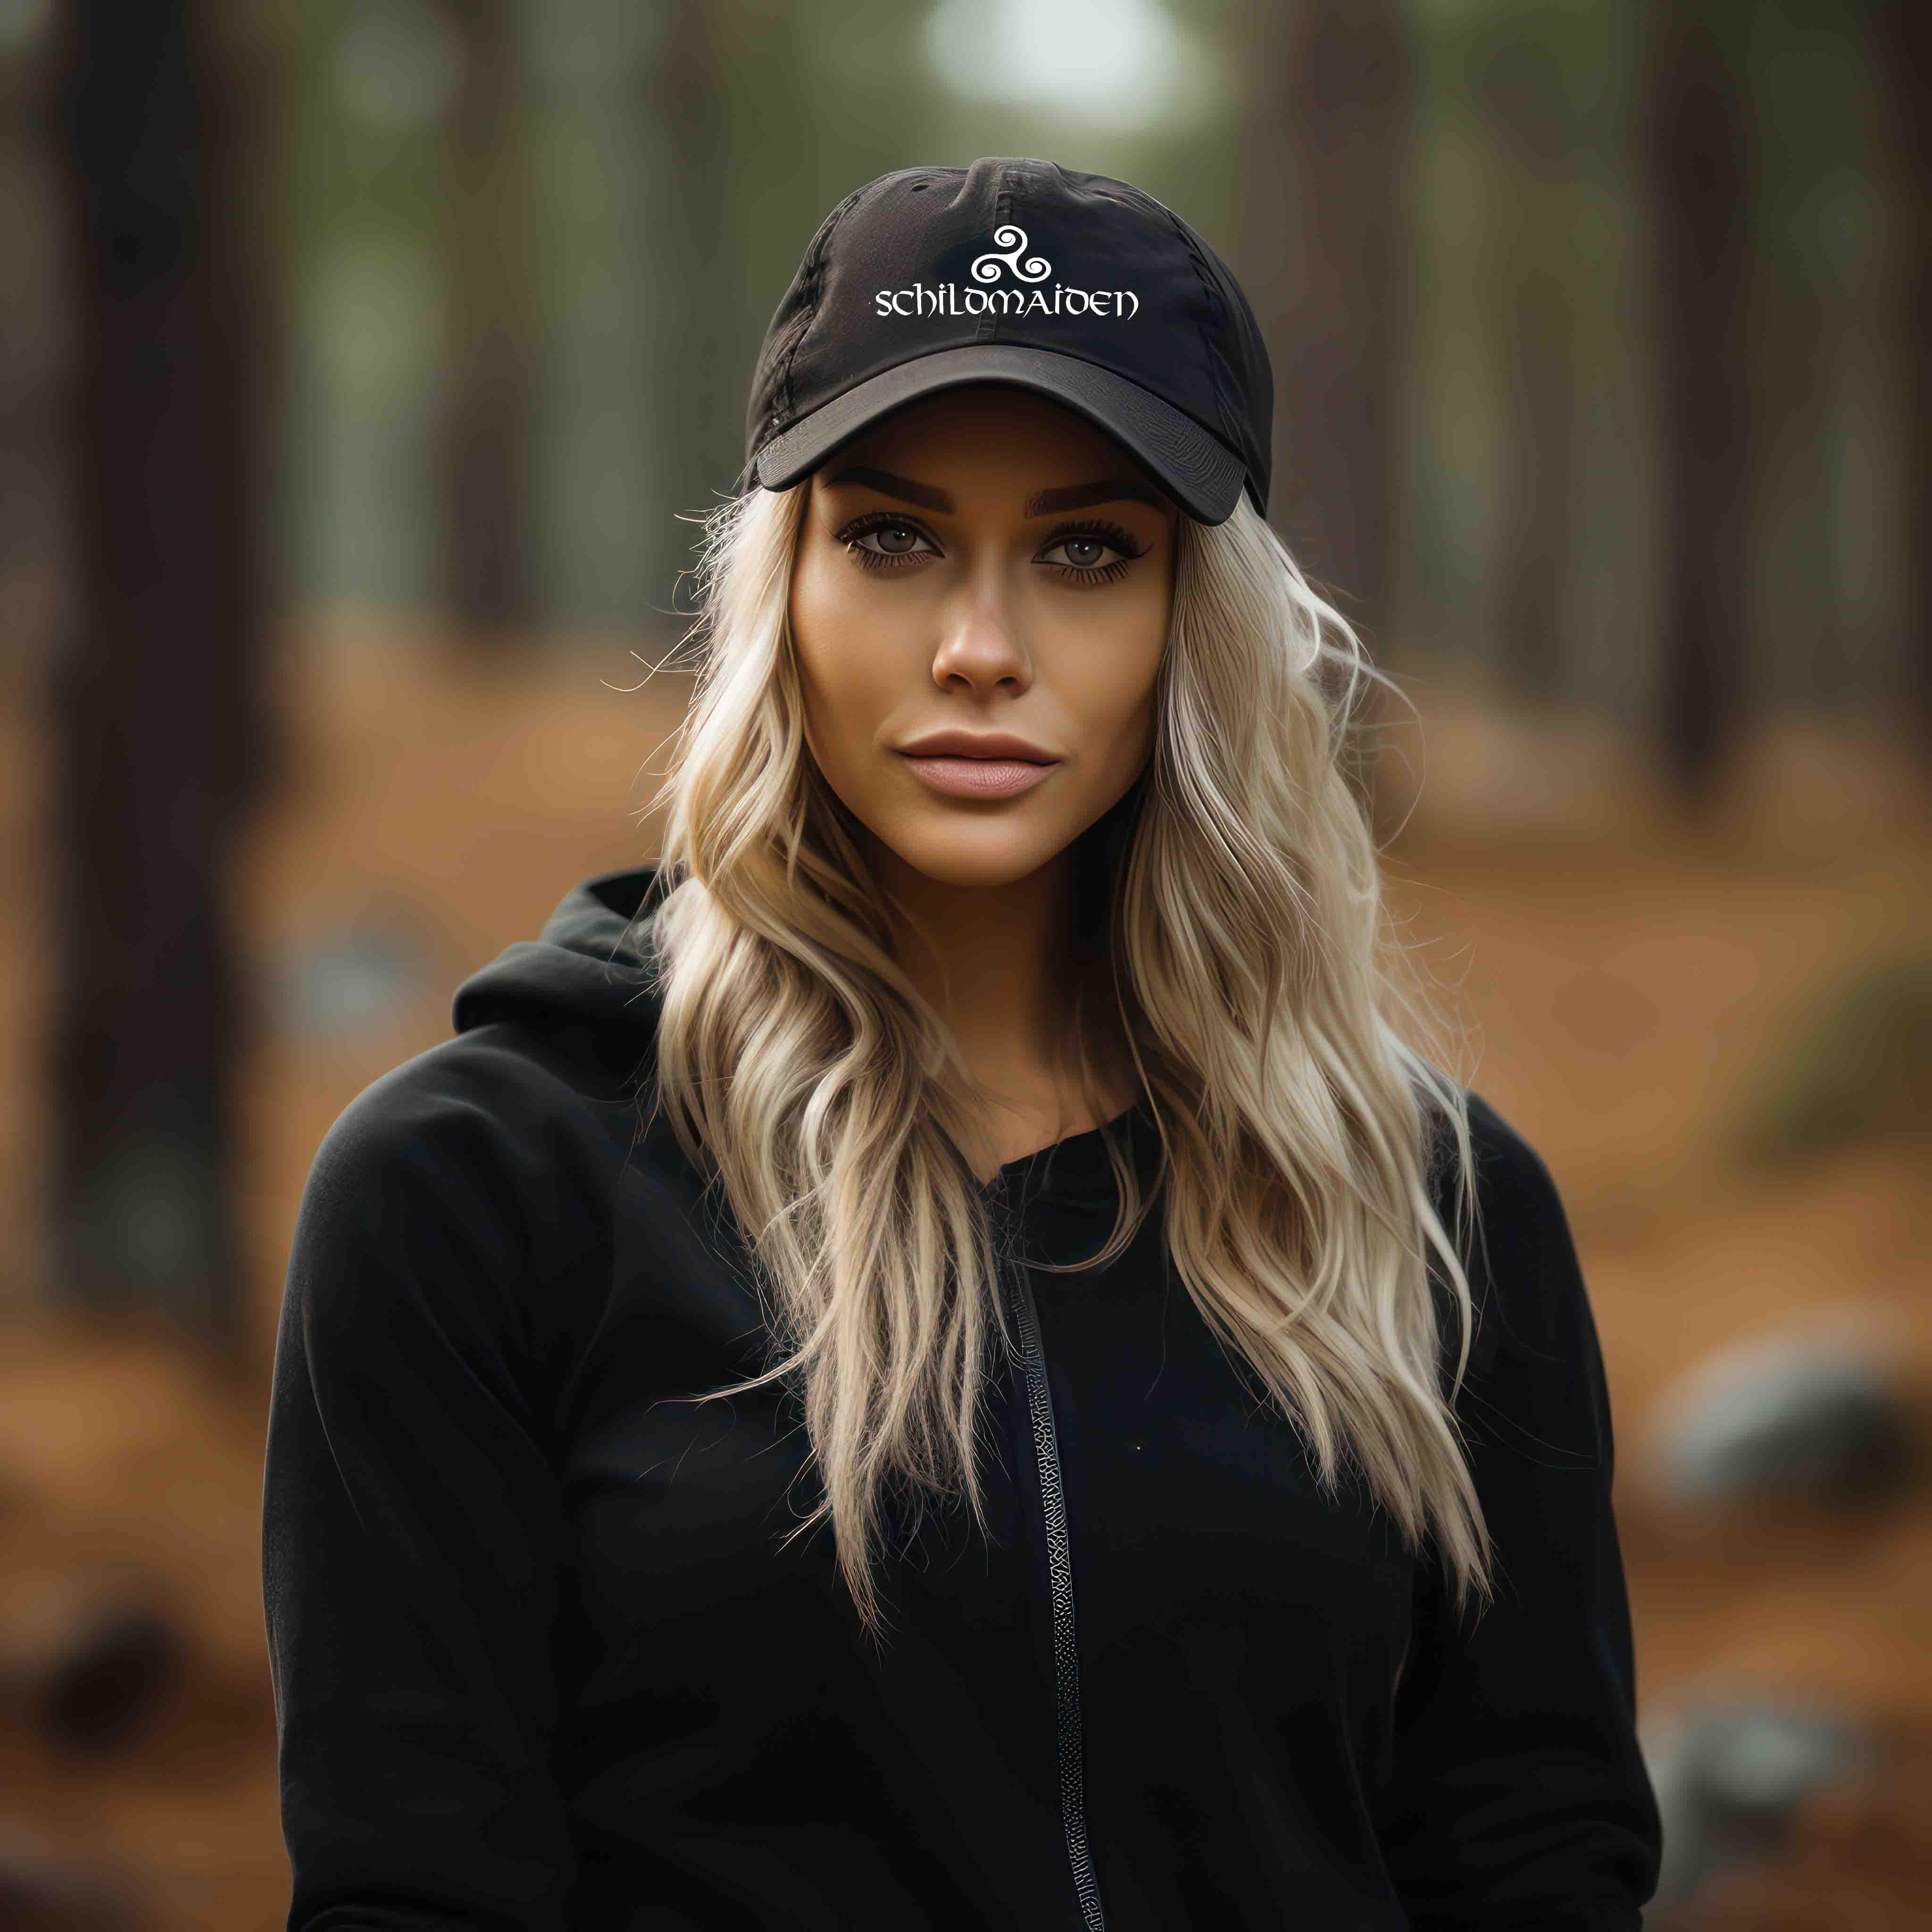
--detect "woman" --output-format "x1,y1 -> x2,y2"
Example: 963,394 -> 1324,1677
263,158 -> 1664,1930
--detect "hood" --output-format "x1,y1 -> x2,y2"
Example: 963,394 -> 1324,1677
451,863 -> 668,1076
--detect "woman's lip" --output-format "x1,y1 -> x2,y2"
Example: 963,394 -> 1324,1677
898,753 -> 1059,799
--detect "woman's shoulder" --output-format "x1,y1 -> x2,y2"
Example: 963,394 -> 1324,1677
1453,1090 -> 1599,1375
1459,1085 -> 1566,1215
1417,1080 -> 1567,1215
285,1030 -> 638,1378
310,1022 -> 636,1213
1424,1083 -> 1598,1378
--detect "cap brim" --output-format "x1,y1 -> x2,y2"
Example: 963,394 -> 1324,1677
750,343 -> 1248,525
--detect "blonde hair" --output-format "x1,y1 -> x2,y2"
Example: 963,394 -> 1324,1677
633,473 -> 1493,1639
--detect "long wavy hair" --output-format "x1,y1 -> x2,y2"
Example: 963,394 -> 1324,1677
630,466 -> 1493,1639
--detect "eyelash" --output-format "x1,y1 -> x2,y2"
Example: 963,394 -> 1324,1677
834,512 -> 1148,584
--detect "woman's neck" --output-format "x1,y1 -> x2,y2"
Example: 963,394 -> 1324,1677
878,849 -> 1076,1086
867,845 -> 1139,1179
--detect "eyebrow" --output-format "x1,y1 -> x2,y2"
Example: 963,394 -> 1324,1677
823,465 -> 1171,518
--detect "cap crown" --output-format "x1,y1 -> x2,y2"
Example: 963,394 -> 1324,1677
744,157 -> 1273,518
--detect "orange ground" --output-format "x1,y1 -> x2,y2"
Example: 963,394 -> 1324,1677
0,621 -> 1926,1928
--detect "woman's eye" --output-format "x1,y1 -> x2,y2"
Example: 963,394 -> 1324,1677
840,518 -> 1141,580
1041,534 -> 1116,570
1037,529 -> 1143,580
848,522 -> 935,565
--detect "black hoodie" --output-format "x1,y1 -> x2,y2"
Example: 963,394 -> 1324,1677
261,863 -> 1664,1931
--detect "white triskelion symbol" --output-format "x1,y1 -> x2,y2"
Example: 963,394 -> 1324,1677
970,224 -> 1051,285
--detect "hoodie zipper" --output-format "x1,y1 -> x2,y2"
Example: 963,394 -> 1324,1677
1006,1262 -> 1108,1932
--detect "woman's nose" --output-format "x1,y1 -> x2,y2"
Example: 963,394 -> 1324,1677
930,594 -> 1032,692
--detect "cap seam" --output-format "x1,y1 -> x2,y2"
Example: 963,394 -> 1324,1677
974,167 -> 1015,346
1138,191 -> 1246,474
774,186 -> 870,435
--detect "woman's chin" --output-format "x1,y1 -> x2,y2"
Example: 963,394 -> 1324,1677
870,816 -> 1067,892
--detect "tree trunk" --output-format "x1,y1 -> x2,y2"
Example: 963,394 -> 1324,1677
1236,0 -> 1412,816
1642,7 -> 1754,800
46,0 -> 263,1359
434,0 -> 538,646
1870,0 -> 1930,750
1479,40 -> 1582,706
640,0 -> 736,625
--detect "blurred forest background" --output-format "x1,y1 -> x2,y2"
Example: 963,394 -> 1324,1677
0,0 -> 1929,1925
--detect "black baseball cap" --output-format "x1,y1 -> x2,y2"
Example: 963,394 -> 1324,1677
737,156 -> 1274,526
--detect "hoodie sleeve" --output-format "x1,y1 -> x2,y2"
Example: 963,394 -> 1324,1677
1368,1103 -> 1664,1931
261,1064 -> 583,1930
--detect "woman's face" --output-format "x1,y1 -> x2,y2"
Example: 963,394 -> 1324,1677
788,385 -> 1179,891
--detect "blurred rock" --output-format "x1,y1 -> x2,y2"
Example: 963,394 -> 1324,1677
1642,1312 -> 1920,1512
0,1572 -> 183,1752
1643,1692 -> 1874,1904
0,1822 -> 142,1930
1657,1716 -> 1932,1930
277,914 -> 433,1043
35,1600 -> 181,1751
